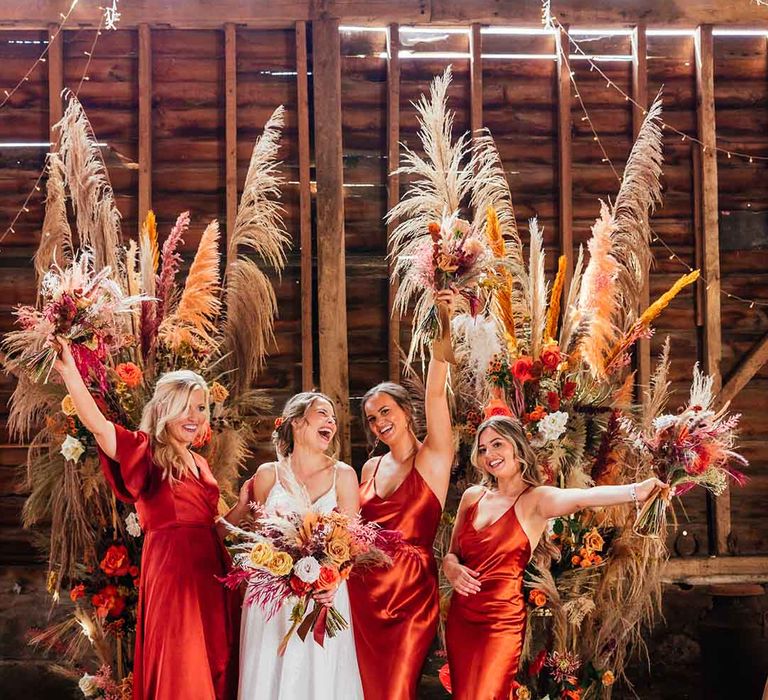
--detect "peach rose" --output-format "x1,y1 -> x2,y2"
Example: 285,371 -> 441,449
315,564 -> 341,591
325,534 -> 351,566
115,362 -> 143,388
583,527 -> 604,554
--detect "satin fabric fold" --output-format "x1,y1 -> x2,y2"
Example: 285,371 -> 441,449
445,491 -> 531,700
99,424 -> 240,700
348,461 -> 442,700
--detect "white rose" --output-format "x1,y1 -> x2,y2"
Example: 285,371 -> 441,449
78,674 -> 100,697
538,411 -> 569,443
125,512 -> 142,538
293,556 -> 321,584
61,435 -> 86,463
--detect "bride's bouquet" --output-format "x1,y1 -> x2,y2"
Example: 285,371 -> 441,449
3,252 -> 144,386
222,507 -> 403,655
623,365 -> 748,537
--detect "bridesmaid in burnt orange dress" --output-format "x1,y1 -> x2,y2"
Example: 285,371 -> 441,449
348,291 -> 457,700
444,416 -> 665,699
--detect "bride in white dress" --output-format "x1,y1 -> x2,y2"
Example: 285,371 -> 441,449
224,391 -> 364,700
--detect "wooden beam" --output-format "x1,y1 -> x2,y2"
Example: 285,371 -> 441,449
224,23 -> 237,268
631,24 -> 651,403
138,24 -> 152,226
296,20 -> 314,391
695,24 -> 728,555
47,23 -> 63,136
719,331 -> 768,407
312,17 -> 350,461
4,1 -> 768,29
663,556 -> 768,585
556,23 -> 573,289
386,23 -> 401,383
469,23 -> 483,139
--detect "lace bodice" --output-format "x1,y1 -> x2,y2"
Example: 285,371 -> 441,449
264,462 -> 339,515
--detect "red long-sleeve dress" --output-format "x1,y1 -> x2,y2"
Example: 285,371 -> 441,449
445,489 -> 531,700
348,457 -> 442,699
98,424 -> 240,700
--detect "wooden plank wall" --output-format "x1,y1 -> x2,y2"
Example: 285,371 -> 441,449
1,24 -> 767,565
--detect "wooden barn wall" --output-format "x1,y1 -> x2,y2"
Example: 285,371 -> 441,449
1,25 -> 767,572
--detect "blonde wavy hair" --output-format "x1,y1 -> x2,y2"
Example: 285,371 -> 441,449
139,370 -> 210,480
470,416 -> 544,489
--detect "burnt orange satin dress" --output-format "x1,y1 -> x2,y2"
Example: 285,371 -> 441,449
98,424 -> 240,700
445,489 -> 531,700
348,457 -> 442,700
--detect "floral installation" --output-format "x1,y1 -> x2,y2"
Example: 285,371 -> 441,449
393,70 -> 747,699
221,507 -> 404,655
2,94 -> 290,690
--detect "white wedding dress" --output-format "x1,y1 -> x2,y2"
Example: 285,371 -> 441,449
238,463 -> 364,700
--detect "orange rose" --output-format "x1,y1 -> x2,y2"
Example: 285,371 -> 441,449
562,690 -> 581,700
540,343 -> 562,372
69,583 -> 86,602
100,544 -> 130,577
571,555 -> 581,566
115,362 -> 143,388
528,589 -> 547,608
511,356 -> 534,383
315,565 -> 341,591
482,397 -> 514,420
428,222 -> 442,241
583,527 -> 604,554
602,670 -> 615,687
92,584 -> 125,618
580,557 -> 592,568
525,405 -> 547,423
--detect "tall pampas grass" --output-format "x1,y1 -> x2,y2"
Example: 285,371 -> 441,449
527,218 -> 548,359
155,211 -> 189,329
34,153 -> 73,288
55,91 -> 121,275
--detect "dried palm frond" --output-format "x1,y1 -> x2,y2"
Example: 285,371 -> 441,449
609,93 -> 664,331
227,105 -> 289,270
387,66 -> 473,252
527,218 -> 548,359
55,91 -> 121,274
643,337 -> 672,426
222,258 -> 278,393
34,153 -> 73,287
6,373 -> 62,441
158,220 -> 221,352
577,203 -> 620,376
558,245 -> 584,353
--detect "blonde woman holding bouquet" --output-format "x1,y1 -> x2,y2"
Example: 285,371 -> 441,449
443,415 -> 665,700
52,338 -> 240,700
348,289 -> 458,700
224,392 -> 364,700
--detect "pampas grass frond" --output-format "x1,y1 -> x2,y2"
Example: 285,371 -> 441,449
545,255 -> 567,342
139,209 -> 159,297
643,336 -> 672,427
55,91 -> 121,275
7,373 -> 62,441
34,153 -> 73,287
159,220 -> 221,351
528,218 -> 548,359
558,245 -> 584,354
156,211 -> 189,327
223,258 -> 278,393
485,205 -> 504,257
610,93 -> 664,330
228,105 -> 289,271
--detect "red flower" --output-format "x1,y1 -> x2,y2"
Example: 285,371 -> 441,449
562,690 -> 581,700
438,663 -> 452,693
547,391 -> 561,412
315,565 -> 341,591
540,344 -> 562,372
100,544 -> 130,577
69,583 -> 86,603
192,422 -> 212,448
92,585 -> 126,618
562,380 -> 577,400
289,575 -> 311,596
115,362 -> 143,388
512,356 -> 535,383
529,648 -> 547,677
428,222 -> 442,241
128,565 -> 139,577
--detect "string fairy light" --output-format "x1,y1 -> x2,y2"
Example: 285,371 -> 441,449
0,14 -> 106,252
0,0 -> 80,111
550,18 -> 768,309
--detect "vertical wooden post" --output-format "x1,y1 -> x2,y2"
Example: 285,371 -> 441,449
224,23 -> 238,267
695,25 -> 728,554
469,23 -> 483,139
296,21 -> 315,391
138,24 -> 152,227
386,23 -> 401,383
312,18 -> 350,461
556,24 -> 573,289
632,24 -> 651,400
48,23 -> 63,138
